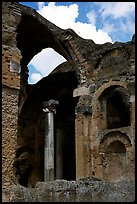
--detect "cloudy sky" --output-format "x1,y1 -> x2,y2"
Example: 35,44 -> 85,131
19,2 -> 135,84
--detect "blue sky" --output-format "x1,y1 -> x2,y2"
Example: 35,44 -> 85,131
19,2 -> 135,84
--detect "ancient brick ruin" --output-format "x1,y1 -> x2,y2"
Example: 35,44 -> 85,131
2,2 -> 135,202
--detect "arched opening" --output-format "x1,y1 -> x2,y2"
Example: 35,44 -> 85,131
106,140 -> 126,153
28,48 -> 67,84
98,131 -> 132,182
17,70 -> 78,187
98,86 -> 130,130
103,140 -> 127,182
106,88 -> 130,129
15,12 -> 78,187
13,146 -> 35,187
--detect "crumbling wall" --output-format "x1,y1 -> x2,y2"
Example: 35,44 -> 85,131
2,87 -> 19,187
74,35 -> 135,181
2,179 -> 135,202
2,2 -> 135,197
2,2 -> 22,188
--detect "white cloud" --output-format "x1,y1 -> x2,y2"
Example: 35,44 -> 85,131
37,2 -> 45,10
68,21 -> 112,44
29,48 -> 66,76
37,2 -> 79,29
95,2 -> 135,19
92,2 -> 135,42
101,22 -> 115,34
29,73 -> 43,84
86,10 -> 96,25
37,2 -> 112,44
120,17 -> 135,34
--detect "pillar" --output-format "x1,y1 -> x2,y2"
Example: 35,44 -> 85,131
73,87 -> 92,180
56,128 -> 63,179
43,100 -> 59,181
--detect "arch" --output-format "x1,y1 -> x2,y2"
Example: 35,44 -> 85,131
15,146 -> 35,158
28,48 -> 67,84
14,146 -> 35,187
99,131 -> 132,153
16,13 -> 70,65
16,10 -> 80,185
92,81 -> 128,108
98,131 -> 132,182
16,10 -> 80,115
92,82 -> 131,130
106,140 -> 126,153
16,11 -> 81,88
101,86 -> 130,129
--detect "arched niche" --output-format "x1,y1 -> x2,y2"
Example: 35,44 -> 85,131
98,85 -> 130,130
98,131 -> 132,182
13,146 -> 35,187
106,140 -> 126,153
99,131 -> 131,153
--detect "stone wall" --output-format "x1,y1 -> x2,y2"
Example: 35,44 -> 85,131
2,179 -> 135,202
2,2 -> 135,199
2,87 -> 19,187
2,2 -> 22,189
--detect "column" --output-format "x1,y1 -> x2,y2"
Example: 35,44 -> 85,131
56,128 -> 63,179
43,100 -> 59,181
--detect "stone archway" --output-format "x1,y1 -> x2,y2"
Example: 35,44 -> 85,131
13,6 -> 82,187
98,131 -> 131,182
92,82 -> 131,131
99,86 -> 130,130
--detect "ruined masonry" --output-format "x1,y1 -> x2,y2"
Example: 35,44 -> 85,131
2,2 -> 135,202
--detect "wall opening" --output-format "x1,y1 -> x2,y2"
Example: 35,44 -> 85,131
16,13 -> 78,187
106,140 -> 126,153
103,140 -> 127,182
106,88 -> 130,129
99,131 -> 132,182
28,48 -> 67,85
17,70 -> 78,187
99,86 -> 130,130
14,146 -> 35,187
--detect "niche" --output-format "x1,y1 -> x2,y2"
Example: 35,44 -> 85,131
99,86 -> 130,130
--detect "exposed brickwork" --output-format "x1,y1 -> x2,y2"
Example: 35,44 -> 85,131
2,87 -> 19,187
